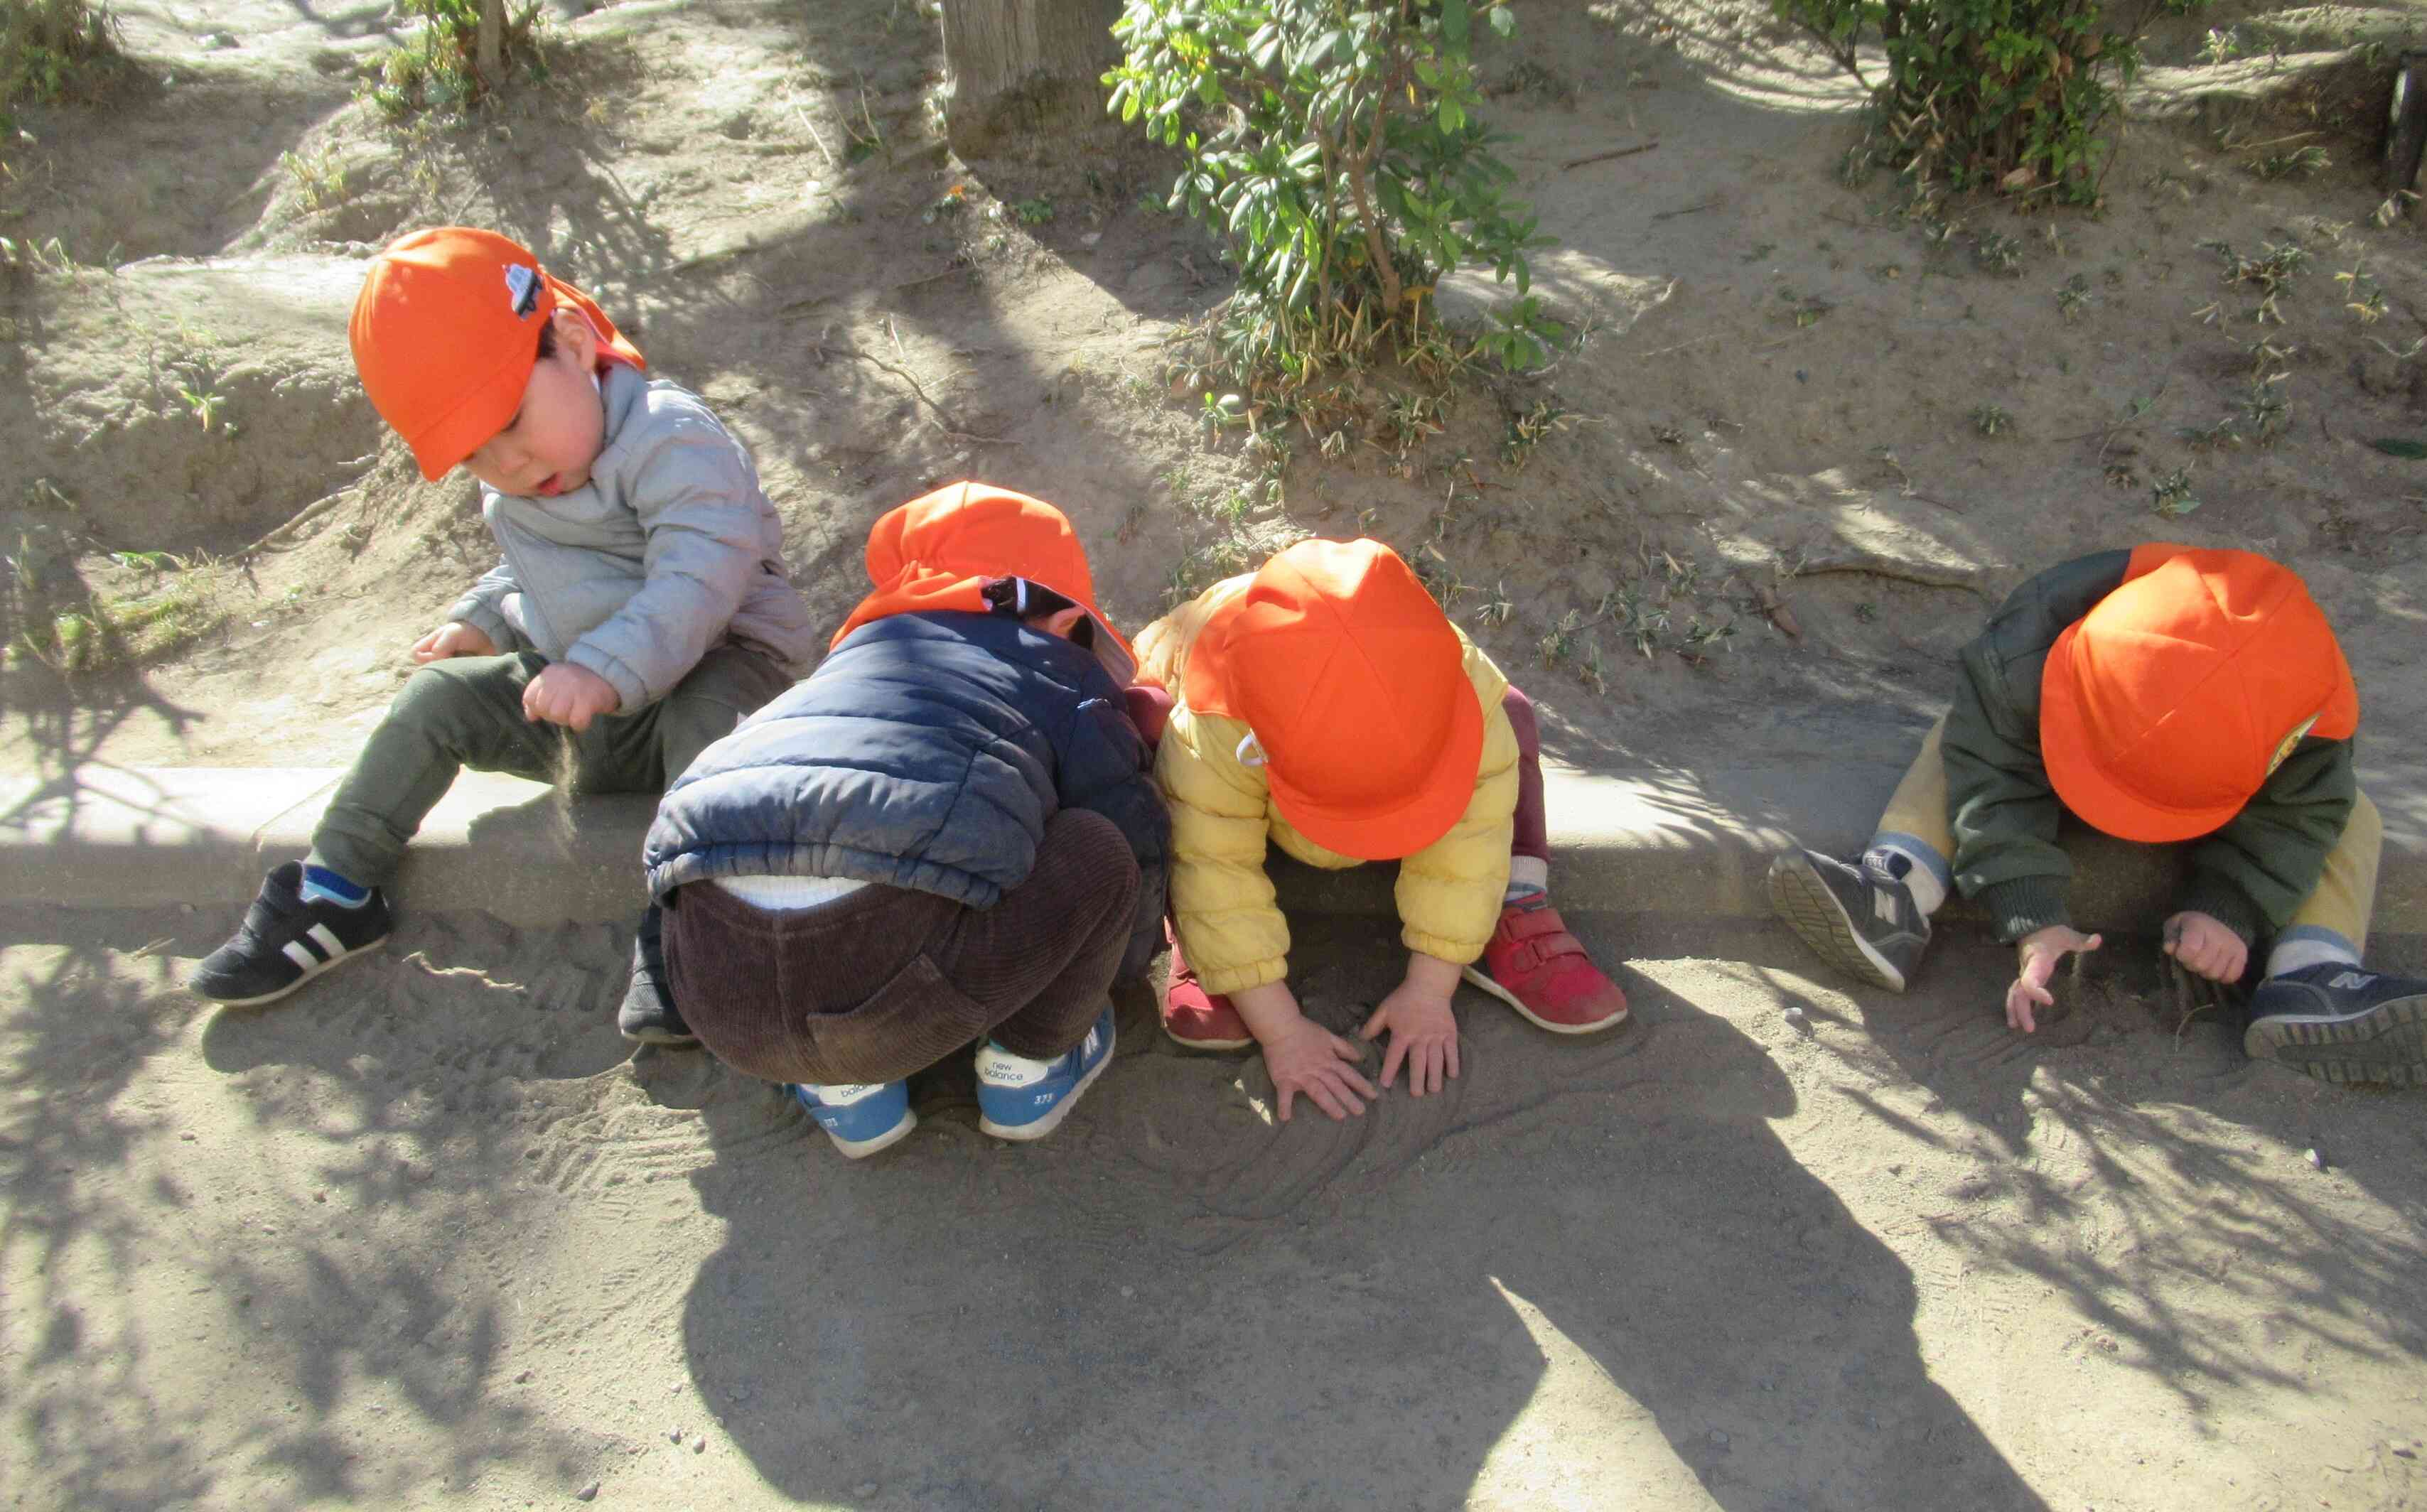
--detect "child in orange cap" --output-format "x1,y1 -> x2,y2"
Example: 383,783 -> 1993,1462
644,482 -> 1167,1157
1768,544 -> 2424,1086
190,227 -> 817,1044
1130,538 -> 1629,1123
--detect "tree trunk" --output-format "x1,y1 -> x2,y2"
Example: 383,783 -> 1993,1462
477,0 -> 506,80
940,0 -> 1124,159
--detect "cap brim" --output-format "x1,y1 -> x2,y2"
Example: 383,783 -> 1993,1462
1082,609 -> 1139,686
2040,621 -> 2242,843
1266,677 -> 1486,860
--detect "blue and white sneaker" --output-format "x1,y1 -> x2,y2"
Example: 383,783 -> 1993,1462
975,1006 -> 1116,1143
787,1080 -> 916,1159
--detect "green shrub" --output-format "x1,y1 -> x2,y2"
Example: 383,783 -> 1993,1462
368,0 -> 541,117
1104,0 -> 1556,384
1,0 -> 121,132
1774,0 -> 2210,205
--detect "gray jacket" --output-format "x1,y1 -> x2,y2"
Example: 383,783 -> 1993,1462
447,364 -> 818,711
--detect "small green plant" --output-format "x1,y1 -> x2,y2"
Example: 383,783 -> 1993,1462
1105,0 -> 1558,387
2056,272 -> 2092,320
2254,144 -> 2330,180
1501,399 -> 1568,469
1772,0 -> 2207,204
1,0 -> 119,136
1778,290 -> 1834,326
1972,232 -> 2025,277
367,0 -> 542,117
1971,402 -> 2013,436
2151,466 -> 2200,517
1011,195 -> 1055,225
2337,261 -> 2385,325
280,144 -> 349,212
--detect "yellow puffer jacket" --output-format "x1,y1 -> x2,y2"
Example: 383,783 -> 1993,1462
1136,576 -> 1517,995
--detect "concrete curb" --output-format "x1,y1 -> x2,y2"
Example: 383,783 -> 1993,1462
3,764 -> 2423,937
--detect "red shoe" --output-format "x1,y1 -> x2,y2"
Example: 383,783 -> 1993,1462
1161,920 -> 1253,1050
1464,897 -> 1630,1035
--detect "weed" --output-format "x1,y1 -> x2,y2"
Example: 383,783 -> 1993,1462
1011,196 -> 1054,225
1777,290 -> 1834,327
2151,466 -> 2200,517
1971,402 -> 2013,436
1502,400 -> 1570,470
1741,242 -> 1778,263
279,144 -> 348,212
2243,372 -> 2290,444
1478,581 -> 1514,626
2254,144 -> 2330,180
367,0 -> 544,117
0,0 -> 119,134
922,183 -> 969,223
2056,272 -> 2092,320
2202,239 -> 2306,324
1854,601 -> 1878,622
1973,232 -> 2025,277
2337,261 -> 2385,325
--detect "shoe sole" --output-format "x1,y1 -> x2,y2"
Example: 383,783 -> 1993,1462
1460,965 -> 1628,1035
979,1020 -> 1117,1142
1765,854 -> 1908,994
2244,994 -> 2427,1087
193,933 -> 390,1008
825,1108 -> 919,1160
1160,1020 -> 1253,1052
620,1025 -> 701,1047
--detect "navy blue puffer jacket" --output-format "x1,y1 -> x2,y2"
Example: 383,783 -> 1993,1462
643,610 -> 1168,978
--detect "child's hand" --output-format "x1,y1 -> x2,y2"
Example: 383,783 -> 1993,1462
2163,911 -> 2247,984
1360,957 -> 1462,1096
1263,1020 -> 1377,1123
2006,924 -> 2104,1033
410,621 -> 497,664
522,663 -> 620,731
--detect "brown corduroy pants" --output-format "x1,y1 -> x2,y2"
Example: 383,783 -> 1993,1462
662,808 -> 1141,1086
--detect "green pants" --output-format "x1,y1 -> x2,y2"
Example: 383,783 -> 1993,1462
309,644 -> 792,890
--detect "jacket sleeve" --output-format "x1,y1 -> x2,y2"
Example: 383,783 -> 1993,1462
1057,695 -> 1171,983
1158,708 -> 1290,995
2178,737 -> 2357,945
448,559 -> 532,655
1394,696 -> 1518,964
562,421 -> 771,711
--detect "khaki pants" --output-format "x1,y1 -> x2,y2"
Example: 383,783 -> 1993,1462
1873,713 -> 2379,954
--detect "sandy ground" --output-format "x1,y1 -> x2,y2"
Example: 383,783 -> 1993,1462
2,906 -> 2423,1510
7,0 -> 2427,1506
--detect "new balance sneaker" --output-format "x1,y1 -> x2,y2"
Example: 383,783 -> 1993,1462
1161,921 -> 1252,1051
2245,963 -> 2427,1086
976,1006 -> 1116,1142
190,861 -> 393,1006
1766,848 -> 1931,993
1464,897 -> 1630,1034
615,902 -> 696,1046
787,1080 -> 917,1159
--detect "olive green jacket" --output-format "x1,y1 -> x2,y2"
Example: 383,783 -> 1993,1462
1944,549 -> 2356,945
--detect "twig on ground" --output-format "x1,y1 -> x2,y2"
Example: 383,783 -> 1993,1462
825,340 -> 1016,446
1793,551 -> 1989,595
1652,198 -> 1721,221
1562,141 -> 1658,171
793,103 -> 838,171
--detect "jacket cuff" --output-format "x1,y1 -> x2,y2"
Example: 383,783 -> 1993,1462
565,643 -> 648,713
1978,875 -> 2072,944
1198,955 -> 1287,997
2175,873 -> 2264,946
1402,926 -> 1487,968
451,600 -> 521,655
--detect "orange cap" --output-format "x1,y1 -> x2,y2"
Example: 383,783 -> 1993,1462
1188,539 -> 1482,860
2040,544 -> 2359,843
830,481 -> 1137,684
349,227 -> 645,481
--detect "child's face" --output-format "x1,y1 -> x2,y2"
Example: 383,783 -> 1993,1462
463,310 -> 606,498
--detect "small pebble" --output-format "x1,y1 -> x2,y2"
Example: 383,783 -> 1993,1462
180,1132 -> 197,1141
692,1437 -> 706,1454
1783,1005 -> 1807,1026
668,1426 -> 684,1444
516,1370 -> 534,1384
2305,1147 -> 2325,1170
574,1486 -> 598,1503
1709,1428 -> 1731,1447
857,1482 -> 878,1498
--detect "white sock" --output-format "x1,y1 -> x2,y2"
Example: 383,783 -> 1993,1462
1863,841 -> 1947,915
2266,935 -> 2362,981
1505,855 -> 1549,902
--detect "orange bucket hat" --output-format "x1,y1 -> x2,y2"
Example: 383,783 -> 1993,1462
829,481 -> 1138,685
1188,538 -> 1482,861
2040,544 -> 2359,843
349,227 -> 645,482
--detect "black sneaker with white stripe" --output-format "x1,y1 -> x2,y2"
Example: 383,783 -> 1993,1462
2245,963 -> 2427,1086
1766,848 -> 1932,993
190,861 -> 393,1006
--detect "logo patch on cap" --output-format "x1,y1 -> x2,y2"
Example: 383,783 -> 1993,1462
502,263 -> 540,318
2266,713 -> 2321,776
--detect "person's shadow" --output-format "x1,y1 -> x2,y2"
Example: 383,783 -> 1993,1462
668,914 -> 2047,1510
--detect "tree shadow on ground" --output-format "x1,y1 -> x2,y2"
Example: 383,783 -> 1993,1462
677,915 -> 2048,1510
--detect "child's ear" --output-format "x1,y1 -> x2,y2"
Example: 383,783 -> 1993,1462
1038,605 -> 1089,640
551,306 -> 601,369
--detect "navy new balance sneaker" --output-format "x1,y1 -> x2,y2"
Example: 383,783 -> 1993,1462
190,861 -> 393,1006
1766,848 -> 1932,993
2246,963 -> 2427,1086
975,1006 -> 1116,1143
787,1081 -> 917,1159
